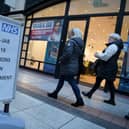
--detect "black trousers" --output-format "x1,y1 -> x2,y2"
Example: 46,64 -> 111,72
89,76 -> 115,101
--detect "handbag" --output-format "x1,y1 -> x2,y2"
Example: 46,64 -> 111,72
90,59 -> 101,73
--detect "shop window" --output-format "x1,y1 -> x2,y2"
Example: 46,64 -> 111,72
24,36 -> 29,42
20,59 -> 25,66
21,51 -> 26,58
121,16 -> 129,41
25,60 -> 39,69
27,15 -> 32,19
26,20 -> 31,27
26,19 -> 63,74
84,16 -> 117,63
67,20 -> 86,40
22,43 -> 27,50
27,40 -> 47,62
39,63 -> 44,71
25,28 -> 30,35
126,0 -> 129,11
69,0 -> 120,15
79,16 -> 121,88
33,2 -> 66,18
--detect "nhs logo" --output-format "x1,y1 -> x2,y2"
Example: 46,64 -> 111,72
1,23 -> 18,35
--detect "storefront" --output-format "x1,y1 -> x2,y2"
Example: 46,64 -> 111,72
20,0 -> 129,93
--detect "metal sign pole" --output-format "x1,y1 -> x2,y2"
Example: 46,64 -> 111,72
4,103 -> 10,113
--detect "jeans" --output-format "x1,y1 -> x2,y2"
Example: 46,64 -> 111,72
54,75 -> 82,102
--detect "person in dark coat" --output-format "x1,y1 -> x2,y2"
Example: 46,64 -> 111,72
48,28 -> 84,107
82,33 -> 123,105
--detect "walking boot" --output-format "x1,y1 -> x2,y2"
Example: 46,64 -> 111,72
104,100 -> 116,106
47,91 -> 57,99
125,114 -> 129,120
82,91 -> 92,99
71,98 -> 84,107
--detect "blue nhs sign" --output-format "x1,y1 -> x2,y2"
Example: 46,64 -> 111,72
1,23 -> 19,35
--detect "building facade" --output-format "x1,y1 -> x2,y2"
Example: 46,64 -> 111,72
11,0 -> 129,93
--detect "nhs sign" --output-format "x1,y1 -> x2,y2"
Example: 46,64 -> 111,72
1,23 -> 19,35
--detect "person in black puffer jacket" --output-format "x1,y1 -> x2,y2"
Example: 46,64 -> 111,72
82,33 -> 123,106
48,28 -> 84,107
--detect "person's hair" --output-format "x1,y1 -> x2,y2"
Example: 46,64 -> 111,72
72,28 -> 82,39
109,33 -> 121,41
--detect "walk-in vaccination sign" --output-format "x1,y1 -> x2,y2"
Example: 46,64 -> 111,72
0,15 -> 23,102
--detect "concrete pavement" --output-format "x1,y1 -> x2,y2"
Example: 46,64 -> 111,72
0,92 -> 107,129
12,68 -> 129,129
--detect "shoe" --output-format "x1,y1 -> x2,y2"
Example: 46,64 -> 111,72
71,101 -> 84,107
47,92 -> 57,99
125,115 -> 129,120
71,99 -> 84,107
104,100 -> 116,106
82,91 -> 92,99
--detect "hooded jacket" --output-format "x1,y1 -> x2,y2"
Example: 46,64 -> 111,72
59,37 -> 84,76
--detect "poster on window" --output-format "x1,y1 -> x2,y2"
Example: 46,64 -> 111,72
43,41 -> 59,74
30,19 -> 63,41
119,41 -> 129,93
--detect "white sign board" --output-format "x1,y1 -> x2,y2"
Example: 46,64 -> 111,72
5,0 -> 16,8
0,15 -> 23,102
